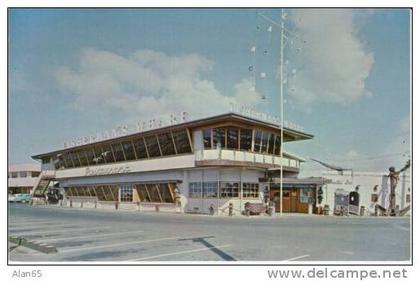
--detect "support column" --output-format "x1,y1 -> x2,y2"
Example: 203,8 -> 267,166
239,168 -> 243,213
217,169 -> 220,215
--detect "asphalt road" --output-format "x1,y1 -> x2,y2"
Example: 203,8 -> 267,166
8,204 -> 411,263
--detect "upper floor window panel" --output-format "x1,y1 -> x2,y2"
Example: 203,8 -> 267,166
203,128 -> 212,149
158,132 -> 176,156
240,129 -> 252,151
172,129 -> 192,154
201,126 -> 281,156
122,141 -> 136,161
212,128 -> 226,149
133,138 -> 148,159
227,127 -> 239,150
40,128 -> 191,170
111,143 -> 125,162
145,135 -> 161,158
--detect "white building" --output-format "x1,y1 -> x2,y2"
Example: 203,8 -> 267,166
8,164 -> 41,194
31,113 -> 331,215
320,171 -> 411,216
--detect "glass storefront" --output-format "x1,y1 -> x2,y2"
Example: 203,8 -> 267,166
188,181 -> 259,199
53,129 -> 193,169
201,126 -> 281,156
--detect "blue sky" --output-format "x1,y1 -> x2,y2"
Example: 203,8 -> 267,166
8,8 -> 411,173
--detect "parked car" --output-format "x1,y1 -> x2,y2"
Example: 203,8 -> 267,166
8,193 -> 16,202
10,193 -> 32,203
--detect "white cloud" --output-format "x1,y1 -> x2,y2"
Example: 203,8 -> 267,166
286,9 -> 374,107
53,48 -> 262,122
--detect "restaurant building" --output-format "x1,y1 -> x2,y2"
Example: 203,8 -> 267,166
31,112 -> 325,215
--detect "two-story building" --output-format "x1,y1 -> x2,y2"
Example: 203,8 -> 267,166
31,113 -> 325,215
8,164 -> 41,194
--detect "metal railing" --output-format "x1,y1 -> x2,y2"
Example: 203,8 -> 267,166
195,149 -> 299,168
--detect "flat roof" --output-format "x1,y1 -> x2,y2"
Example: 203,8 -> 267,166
32,112 -> 314,159
8,163 -> 41,172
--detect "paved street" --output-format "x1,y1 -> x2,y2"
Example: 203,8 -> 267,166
8,204 -> 411,263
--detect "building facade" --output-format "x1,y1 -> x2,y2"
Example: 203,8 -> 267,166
8,164 -> 41,194
320,171 -> 411,216
32,113 -> 324,215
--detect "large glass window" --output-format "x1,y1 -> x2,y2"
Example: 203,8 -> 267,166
159,183 -> 174,203
227,127 -> 239,149
122,141 -> 136,160
111,143 -> 125,162
220,182 -> 239,198
86,186 -> 96,197
78,150 -> 89,166
274,135 -> 281,155
92,146 -> 104,164
135,184 -> 151,202
203,182 -> 218,198
158,132 -> 176,156
268,133 -> 276,154
31,171 -> 40,178
134,183 -> 175,203
212,128 -> 226,149
11,172 -> 17,178
133,138 -> 148,159
120,184 -> 133,202
188,182 -> 202,198
239,129 -> 253,151
91,185 -> 118,201
145,136 -> 161,157
260,131 -> 270,153
253,130 -> 263,153
243,183 -> 259,198
102,145 -> 115,163
85,149 -> 96,165
63,153 -> 74,168
70,151 -> 81,167
19,171 -> 27,178
147,184 -> 163,202
203,128 -> 212,149
172,130 -> 192,154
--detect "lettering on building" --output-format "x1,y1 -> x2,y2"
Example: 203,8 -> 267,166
229,102 -> 303,131
64,111 -> 189,149
85,165 -> 131,176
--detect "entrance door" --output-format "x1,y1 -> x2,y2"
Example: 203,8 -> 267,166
282,189 -> 299,212
270,189 -> 298,212
270,188 -> 313,213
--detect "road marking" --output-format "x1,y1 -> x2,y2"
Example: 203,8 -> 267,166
37,230 -> 145,243
9,220 -> 56,226
60,236 -> 184,253
10,226 -> 111,237
130,244 -> 232,261
10,223 -> 80,231
283,254 -> 310,261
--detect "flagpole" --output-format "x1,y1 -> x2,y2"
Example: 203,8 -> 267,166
279,8 -> 285,217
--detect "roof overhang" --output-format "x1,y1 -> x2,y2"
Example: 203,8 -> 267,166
32,112 -> 313,160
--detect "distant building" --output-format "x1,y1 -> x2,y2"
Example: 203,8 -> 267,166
320,171 -> 411,216
31,112 -> 328,215
8,164 -> 41,194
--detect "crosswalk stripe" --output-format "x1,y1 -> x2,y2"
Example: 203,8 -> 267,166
130,244 -> 232,261
10,226 -> 111,237
38,230 -> 145,243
